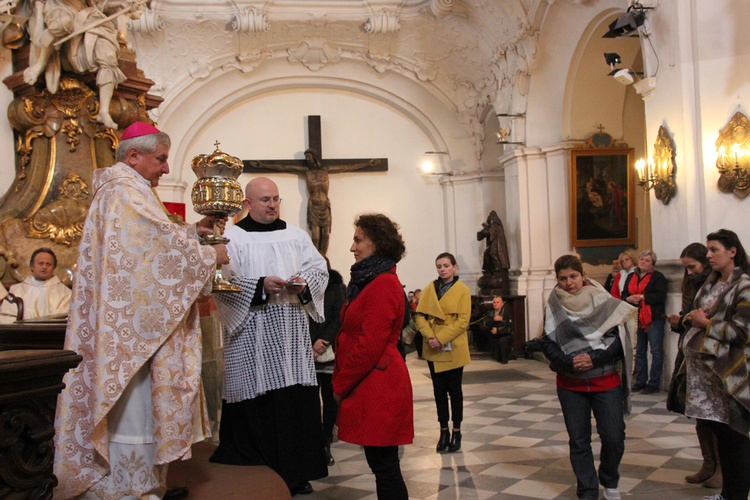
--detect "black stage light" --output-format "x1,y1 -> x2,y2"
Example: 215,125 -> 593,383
603,7 -> 646,38
604,52 -> 622,69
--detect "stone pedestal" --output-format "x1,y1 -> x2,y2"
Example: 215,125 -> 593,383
477,269 -> 510,296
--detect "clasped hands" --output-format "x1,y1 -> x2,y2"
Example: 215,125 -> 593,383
685,308 -> 710,328
427,336 -> 443,350
572,352 -> 593,373
626,293 -> 644,305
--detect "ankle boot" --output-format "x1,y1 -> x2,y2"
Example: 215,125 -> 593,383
436,428 -> 450,452
448,430 -> 462,452
702,435 -> 722,489
686,424 -> 716,483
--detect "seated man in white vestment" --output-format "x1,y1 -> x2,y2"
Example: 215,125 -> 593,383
0,247 -> 71,322
52,121 -> 229,500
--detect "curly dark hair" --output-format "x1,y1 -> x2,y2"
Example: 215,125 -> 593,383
354,213 -> 406,263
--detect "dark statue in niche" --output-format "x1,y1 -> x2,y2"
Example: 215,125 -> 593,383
477,210 -> 510,295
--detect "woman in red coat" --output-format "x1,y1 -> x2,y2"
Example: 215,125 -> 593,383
333,213 -> 414,500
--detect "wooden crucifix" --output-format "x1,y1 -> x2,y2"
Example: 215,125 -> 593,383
243,115 -> 388,255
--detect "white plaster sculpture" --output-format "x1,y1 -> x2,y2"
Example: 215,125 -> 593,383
22,0 -> 148,129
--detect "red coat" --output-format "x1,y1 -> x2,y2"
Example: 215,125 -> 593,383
333,270 -> 414,446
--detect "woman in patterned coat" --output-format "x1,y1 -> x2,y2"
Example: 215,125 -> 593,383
683,229 -> 750,500
333,213 -> 413,500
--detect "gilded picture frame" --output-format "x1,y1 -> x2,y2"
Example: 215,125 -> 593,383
570,148 -> 635,247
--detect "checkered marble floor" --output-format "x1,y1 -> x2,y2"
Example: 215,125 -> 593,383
308,351 -> 721,499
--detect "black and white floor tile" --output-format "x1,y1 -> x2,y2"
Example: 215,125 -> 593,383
309,351 -> 721,499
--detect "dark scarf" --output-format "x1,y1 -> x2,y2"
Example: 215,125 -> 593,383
236,216 -> 286,232
434,276 -> 458,299
347,255 -> 396,300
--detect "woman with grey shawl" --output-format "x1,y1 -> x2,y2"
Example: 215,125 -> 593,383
540,255 -> 636,500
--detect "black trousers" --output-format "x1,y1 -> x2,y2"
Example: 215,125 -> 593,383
363,445 -> 408,500
703,419 -> 750,500
490,334 -> 515,364
316,372 -> 338,442
427,362 -> 464,427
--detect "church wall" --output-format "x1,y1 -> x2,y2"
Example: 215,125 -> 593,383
642,0 -> 750,255
633,0 -> 750,389
151,59 -> 484,292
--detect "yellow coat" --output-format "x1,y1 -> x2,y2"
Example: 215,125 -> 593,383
415,279 -> 471,373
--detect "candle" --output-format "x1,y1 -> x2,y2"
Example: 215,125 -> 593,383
635,158 -> 645,182
647,157 -> 655,180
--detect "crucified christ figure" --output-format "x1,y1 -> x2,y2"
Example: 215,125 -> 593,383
245,148 -> 381,256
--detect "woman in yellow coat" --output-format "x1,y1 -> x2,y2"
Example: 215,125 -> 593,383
415,252 -> 472,453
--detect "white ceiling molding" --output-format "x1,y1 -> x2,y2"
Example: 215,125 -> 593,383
134,0 -> 542,160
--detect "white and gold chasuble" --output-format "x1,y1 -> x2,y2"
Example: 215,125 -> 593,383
53,162 -> 215,499
0,275 -> 71,320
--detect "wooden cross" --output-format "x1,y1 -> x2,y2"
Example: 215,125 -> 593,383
243,115 -> 388,256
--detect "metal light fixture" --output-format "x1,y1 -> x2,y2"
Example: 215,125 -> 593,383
635,125 -> 676,205
715,111 -> 750,198
602,2 -> 650,38
420,151 -> 450,176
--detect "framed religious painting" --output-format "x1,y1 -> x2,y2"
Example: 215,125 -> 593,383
570,148 -> 635,247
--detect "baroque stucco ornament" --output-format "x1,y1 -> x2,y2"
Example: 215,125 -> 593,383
287,38 -> 342,71
127,0 -> 540,160
363,9 -> 400,34
231,7 -> 269,33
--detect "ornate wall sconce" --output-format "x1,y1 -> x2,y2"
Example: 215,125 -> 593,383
715,111 -> 750,198
634,125 -> 676,204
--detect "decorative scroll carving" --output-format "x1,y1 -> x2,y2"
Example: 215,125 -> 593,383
25,173 -> 90,246
222,50 -> 273,73
287,38 -> 341,71
431,0 -> 455,17
0,349 -> 82,500
189,57 -> 213,79
231,7 -> 269,33
129,7 -> 165,33
363,9 -> 400,34
13,129 -> 44,192
0,245 -> 23,283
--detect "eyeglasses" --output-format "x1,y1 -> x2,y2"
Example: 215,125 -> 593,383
247,197 -> 282,206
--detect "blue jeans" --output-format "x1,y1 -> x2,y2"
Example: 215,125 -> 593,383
634,318 -> 665,388
557,386 -> 625,500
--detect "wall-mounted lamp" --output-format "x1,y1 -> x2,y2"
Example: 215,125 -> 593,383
420,151 -> 450,176
495,113 -> 526,145
635,125 -> 676,205
715,111 -> 750,198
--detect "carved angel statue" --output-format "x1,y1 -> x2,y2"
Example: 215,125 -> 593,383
22,0 -> 149,129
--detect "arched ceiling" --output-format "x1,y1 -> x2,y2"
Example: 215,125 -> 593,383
134,0 -> 545,159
